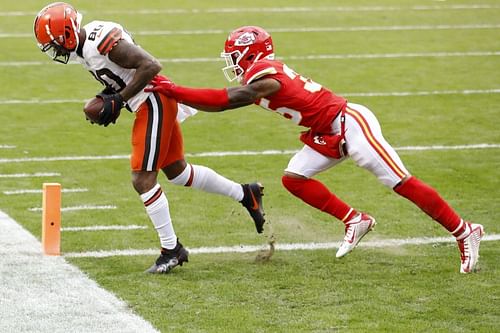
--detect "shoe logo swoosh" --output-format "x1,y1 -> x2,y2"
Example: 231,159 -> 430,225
250,190 -> 259,210
347,232 -> 355,244
346,224 -> 356,243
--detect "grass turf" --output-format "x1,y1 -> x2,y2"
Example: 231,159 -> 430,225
1,1 -> 499,332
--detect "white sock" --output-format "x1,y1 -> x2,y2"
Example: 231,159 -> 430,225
170,164 -> 244,201
455,222 -> 471,241
140,183 -> 176,249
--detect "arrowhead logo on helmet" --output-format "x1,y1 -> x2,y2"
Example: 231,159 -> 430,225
234,32 -> 256,46
221,26 -> 275,83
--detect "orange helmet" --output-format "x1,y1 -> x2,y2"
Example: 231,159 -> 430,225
33,2 -> 82,64
221,26 -> 274,82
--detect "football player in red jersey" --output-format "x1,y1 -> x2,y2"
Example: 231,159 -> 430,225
33,4 -> 266,274
146,26 -> 484,273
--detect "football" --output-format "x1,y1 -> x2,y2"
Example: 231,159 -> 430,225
83,96 -> 104,123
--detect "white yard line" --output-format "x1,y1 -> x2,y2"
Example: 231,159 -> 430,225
0,172 -> 60,178
0,4 -> 498,16
62,225 -> 148,232
0,144 -> 498,165
28,205 -> 117,212
0,98 -> 86,104
0,154 -> 130,163
3,188 -> 87,195
2,50 -> 499,67
0,88 -> 499,106
64,234 -> 500,258
0,210 -> 159,333
2,23 -> 500,38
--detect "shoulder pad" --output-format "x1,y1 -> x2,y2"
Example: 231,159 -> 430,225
245,61 -> 278,84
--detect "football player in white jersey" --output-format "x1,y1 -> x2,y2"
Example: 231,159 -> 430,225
147,26 -> 484,273
33,3 -> 266,274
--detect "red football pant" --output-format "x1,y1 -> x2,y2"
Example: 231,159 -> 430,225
281,176 -> 357,223
394,176 -> 465,236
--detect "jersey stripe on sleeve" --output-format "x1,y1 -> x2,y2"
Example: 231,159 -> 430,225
97,27 -> 122,55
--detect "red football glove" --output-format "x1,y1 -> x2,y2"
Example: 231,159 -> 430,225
145,75 -> 176,97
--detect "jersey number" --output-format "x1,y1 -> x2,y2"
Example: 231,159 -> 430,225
91,68 -> 127,92
88,25 -> 104,41
282,64 -> 322,93
259,65 -> 322,124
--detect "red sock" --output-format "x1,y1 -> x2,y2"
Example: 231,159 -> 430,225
282,175 -> 357,222
394,176 -> 466,236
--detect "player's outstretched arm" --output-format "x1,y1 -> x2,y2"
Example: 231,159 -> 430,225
146,77 -> 281,112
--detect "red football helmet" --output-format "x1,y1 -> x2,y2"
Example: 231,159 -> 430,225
33,2 -> 82,64
221,26 -> 274,82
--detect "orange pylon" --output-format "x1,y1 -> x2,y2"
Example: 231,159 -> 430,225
42,183 -> 61,255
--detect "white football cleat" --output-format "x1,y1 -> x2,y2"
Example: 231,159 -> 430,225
457,223 -> 484,274
336,213 -> 376,258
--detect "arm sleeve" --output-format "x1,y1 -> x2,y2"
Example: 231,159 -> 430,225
171,86 -> 229,107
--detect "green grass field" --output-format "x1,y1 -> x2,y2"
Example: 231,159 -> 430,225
1,0 -> 499,332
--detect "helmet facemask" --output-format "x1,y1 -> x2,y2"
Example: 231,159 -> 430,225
39,41 -> 71,64
221,48 -> 249,83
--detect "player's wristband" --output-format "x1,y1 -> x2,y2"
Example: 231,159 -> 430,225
172,86 -> 229,107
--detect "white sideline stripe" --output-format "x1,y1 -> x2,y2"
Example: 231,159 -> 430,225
0,172 -> 60,178
3,24 -> 500,38
0,210 -> 159,333
1,4 -> 498,16
64,234 -> 500,258
62,225 -> 148,232
1,88 -> 499,106
3,188 -> 88,195
0,144 -> 499,165
28,205 -> 117,212
2,51 -> 499,66
0,144 -> 15,148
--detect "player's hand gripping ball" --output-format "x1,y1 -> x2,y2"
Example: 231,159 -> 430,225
83,93 -> 123,126
83,96 -> 104,124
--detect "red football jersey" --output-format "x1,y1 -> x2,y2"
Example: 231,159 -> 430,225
243,59 -> 347,133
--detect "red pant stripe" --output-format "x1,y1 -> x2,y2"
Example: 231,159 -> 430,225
345,106 -> 406,179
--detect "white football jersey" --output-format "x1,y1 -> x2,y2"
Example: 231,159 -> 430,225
75,20 -> 150,111
74,20 -> 197,120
